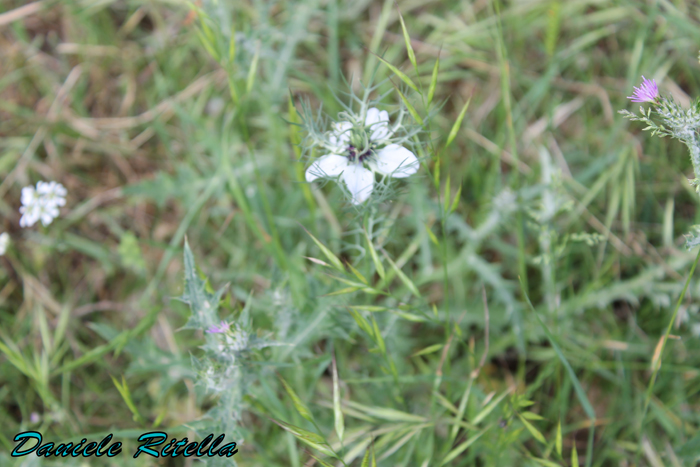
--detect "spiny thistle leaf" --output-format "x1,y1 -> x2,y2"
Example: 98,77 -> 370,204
176,239 -> 227,331
685,225 -> 700,250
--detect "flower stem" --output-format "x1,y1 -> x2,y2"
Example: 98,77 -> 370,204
636,246 -> 700,458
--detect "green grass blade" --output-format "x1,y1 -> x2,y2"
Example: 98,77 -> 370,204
445,97 -> 471,149
332,353 -> 345,443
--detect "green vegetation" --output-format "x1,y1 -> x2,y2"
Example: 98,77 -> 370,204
1,0 -> 700,465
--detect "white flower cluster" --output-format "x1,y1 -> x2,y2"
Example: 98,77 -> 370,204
19,181 -> 67,228
0,232 -> 9,256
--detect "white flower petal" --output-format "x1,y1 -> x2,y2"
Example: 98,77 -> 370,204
20,209 -> 38,228
21,186 -> 36,205
40,212 -> 54,226
44,204 -> 59,218
342,164 -> 374,204
306,154 -> 349,182
365,108 -> 381,125
365,108 -> 391,141
373,144 -> 419,178
36,181 -> 49,194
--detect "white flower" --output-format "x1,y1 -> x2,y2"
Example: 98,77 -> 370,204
0,233 -> 9,256
306,107 -> 419,204
19,181 -> 67,228
36,181 -> 67,207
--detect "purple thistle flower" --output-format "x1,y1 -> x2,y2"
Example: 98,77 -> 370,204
206,320 -> 230,334
627,76 -> 659,103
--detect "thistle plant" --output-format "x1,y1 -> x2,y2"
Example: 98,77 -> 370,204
177,240 -> 279,466
620,76 -> 700,251
621,75 -> 700,459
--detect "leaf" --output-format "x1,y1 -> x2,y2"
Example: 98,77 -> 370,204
445,97 -> 471,149
303,227 -> 344,271
393,83 -> 424,125
348,305 -> 387,312
426,224 -> 440,247
450,183 -> 462,213
228,26 -> 236,62
246,42 -> 260,94
370,316 -> 386,354
278,376 -> 314,423
177,239 -> 227,331
433,157 -> 441,188
472,390 -> 508,425
195,27 -> 220,62
361,448 -> 371,467
571,446 -> 579,467
397,9 -> 417,72
271,419 -> 335,458
518,413 -> 546,444
556,420 -> 562,456
326,275 -> 378,293
307,453 -> 335,467
324,287 -> 361,297
434,391 -> 458,414
332,354 -> 345,443
375,54 -> 418,92
345,401 -> 426,422
347,262 -> 368,285
364,229 -> 385,280
439,429 -> 486,466
443,174 -> 451,214
111,375 -> 145,424
544,0 -> 561,57
428,55 -> 440,106
390,310 -> 427,322
521,411 -> 545,421
383,251 -> 421,298
348,309 -> 374,338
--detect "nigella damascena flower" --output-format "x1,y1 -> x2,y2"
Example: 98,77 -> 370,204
206,320 -> 231,334
0,232 -> 9,256
627,76 -> 659,103
305,108 -> 419,204
19,181 -> 67,228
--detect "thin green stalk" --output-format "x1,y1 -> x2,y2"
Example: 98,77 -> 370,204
636,246 -> 700,459
491,0 -> 527,374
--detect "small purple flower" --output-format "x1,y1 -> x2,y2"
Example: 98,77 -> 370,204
206,320 -> 230,334
627,76 -> 659,103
